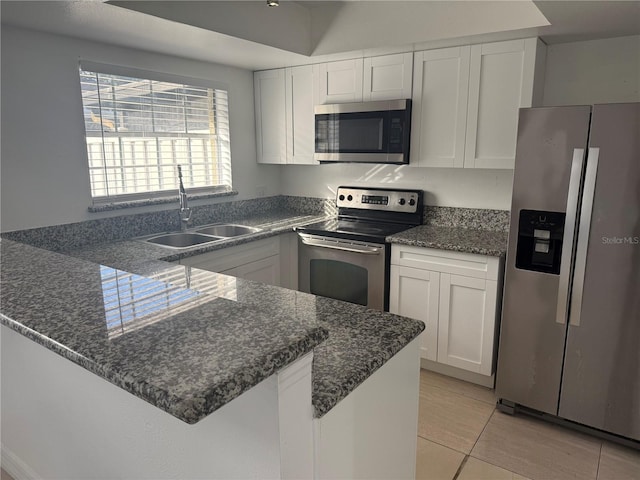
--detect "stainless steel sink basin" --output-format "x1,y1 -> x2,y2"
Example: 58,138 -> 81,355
145,232 -> 223,249
195,224 -> 262,237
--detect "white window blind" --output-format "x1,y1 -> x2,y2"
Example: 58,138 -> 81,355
79,66 -> 232,201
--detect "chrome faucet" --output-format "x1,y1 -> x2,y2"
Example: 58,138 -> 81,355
177,165 -> 191,231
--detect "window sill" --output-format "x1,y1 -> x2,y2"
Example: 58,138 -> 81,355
88,190 -> 239,213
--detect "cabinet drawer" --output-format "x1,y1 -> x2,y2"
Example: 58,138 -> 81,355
391,245 -> 499,280
180,236 -> 280,273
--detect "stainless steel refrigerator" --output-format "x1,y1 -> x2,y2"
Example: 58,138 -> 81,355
496,103 -> 640,442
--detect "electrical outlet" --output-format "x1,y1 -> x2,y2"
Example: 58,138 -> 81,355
256,186 -> 266,197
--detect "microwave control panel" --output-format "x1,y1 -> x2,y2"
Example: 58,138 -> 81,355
336,187 -> 420,214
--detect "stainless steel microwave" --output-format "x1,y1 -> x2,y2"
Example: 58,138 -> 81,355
314,99 -> 411,164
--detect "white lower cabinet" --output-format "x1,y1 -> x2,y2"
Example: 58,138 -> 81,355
278,232 -> 299,290
389,265 -> 439,361
437,273 -> 497,375
389,245 -> 503,384
222,255 -> 280,286
179,236 -> 282,287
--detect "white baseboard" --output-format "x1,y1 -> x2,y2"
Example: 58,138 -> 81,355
421,359 -> 495,389
1,444 -> 40,480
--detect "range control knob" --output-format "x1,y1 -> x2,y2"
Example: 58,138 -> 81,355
339,194 -> 345,201
409,198 -> 416,206
347,195 -> 353,201
398,198 -> 406,206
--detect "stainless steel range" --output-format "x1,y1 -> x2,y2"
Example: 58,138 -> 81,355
296,186 -> 423,311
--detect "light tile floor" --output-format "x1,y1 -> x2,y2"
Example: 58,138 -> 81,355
1,468 -> 14,480
416,369 -> 640,480
3,371 -> 638,480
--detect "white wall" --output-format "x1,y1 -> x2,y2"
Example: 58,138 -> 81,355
280,164 -> 514,210
4,27 -> 639,231
543,35 -> 640,106
1,325 -> 283,479
310,1 -> 548,56
0,25 -> 281,232
281,35 -> 640,210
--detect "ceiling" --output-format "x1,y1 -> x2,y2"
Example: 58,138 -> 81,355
1,1 -> 639,71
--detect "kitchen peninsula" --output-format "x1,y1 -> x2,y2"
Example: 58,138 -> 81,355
0,208 -> 424,479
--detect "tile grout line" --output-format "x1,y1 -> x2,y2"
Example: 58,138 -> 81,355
466,409 -> 534,479
468,406 -> 496,455
452,454 -> 470,480
421,372 -> 497,406
419,381 -> 497,411
460,408 -> 540,480
416,433 -> 470,456
418,371 -> 500,478
595,441 -> 603,480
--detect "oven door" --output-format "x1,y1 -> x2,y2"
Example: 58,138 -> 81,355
298,233 -> 387,311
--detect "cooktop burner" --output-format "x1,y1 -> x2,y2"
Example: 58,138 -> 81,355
296,186 -> 424,244
297,219 -> 413,244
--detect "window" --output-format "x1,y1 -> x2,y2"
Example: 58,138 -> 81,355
79,64 -> 231,202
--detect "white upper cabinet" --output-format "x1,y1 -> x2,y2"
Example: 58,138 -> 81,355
255,66 -> 317,165
285,65 -> 318,165
318,58 -> 364,104
464,38 -> 544,169
256,38 -> 545,168
411,46 -> 470,168
411,38 -> 545,169
317,53 -> 413,105
362,52 -> 413,101
254,69 -> 287,164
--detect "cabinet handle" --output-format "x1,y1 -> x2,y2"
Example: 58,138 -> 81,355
569,147 -> 599,327
556,148 -> 585,325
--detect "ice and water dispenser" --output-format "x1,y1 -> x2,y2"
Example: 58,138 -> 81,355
515,210 -> 566,275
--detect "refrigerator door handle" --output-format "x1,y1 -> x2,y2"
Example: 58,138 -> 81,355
556,148 -> 586,325
569,147 -> 600,327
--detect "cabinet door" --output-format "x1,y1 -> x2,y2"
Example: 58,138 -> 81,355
285,65 -> 317,165
389,265 -> 440,361
464,38 -> 537,169
254,69 -> 287,164
278,232 -> 298,290
179,237 -> 280,276
411,47 -> 470,168
231,255 -> 281,286
317,59 -> 364,104
362,53 -> 413,101
437,274 -> 497,375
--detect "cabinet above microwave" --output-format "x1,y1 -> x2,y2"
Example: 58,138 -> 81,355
314,99 -> 412,164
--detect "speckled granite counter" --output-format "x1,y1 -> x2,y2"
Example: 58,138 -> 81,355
64,211 -> 327,267
0,235 -> 424,422
387,224 -> 509,257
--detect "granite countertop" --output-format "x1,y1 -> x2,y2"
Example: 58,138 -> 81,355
0,210 -> 424,423
387,224 -> 509,257
64,211 -> 327,266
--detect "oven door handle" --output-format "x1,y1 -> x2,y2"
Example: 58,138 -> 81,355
298,234 -> 383,255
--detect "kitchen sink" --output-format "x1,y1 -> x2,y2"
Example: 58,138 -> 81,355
142,224 -> 262,249
195,224 -> 262,237
145,232 -> 223,249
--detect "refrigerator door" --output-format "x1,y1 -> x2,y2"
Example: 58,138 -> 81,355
496,106 -> 591,415
559,103 -> 640,441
